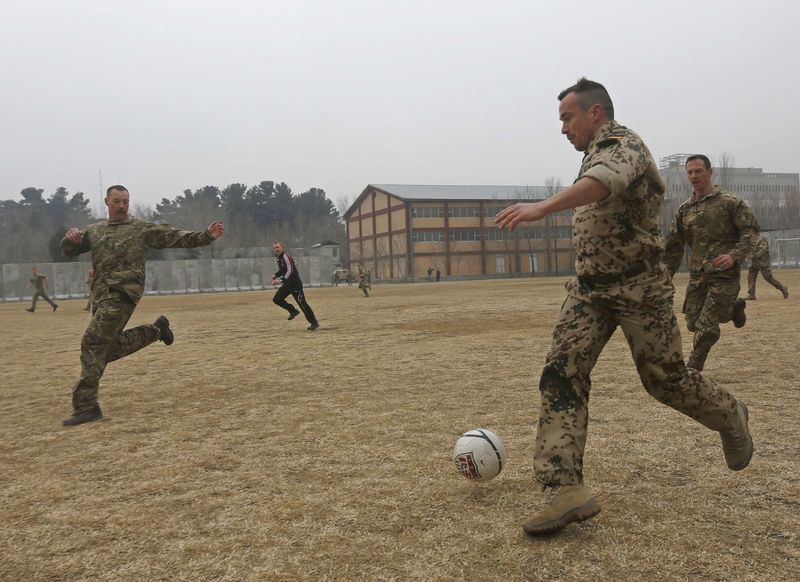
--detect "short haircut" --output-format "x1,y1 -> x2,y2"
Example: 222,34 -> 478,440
685,154 -> 712,170
106,185 -> 129,196
558,78 -> 614,120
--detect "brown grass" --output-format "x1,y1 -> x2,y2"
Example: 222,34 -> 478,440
1,272 -> 798,581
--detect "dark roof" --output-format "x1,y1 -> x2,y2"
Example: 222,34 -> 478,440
370,184 -> 552,200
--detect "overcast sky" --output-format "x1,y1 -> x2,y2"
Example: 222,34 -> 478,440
1,0 -> 798,215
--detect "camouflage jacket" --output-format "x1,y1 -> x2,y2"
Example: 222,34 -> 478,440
749,235 -> 771,268
572,121 -> 665,277
663,186 -> 759,276
30,274 -> 47,290
61,216 -> 215,304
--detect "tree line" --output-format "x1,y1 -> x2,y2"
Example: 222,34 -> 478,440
0,181 -> 345,263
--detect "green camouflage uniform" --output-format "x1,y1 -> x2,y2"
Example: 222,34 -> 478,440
358,268 -> 370,297
747,235 -> 787,299
29,273 -> 57,311
664,187 -> 759,370
61,217 -> 215,414
535,121 -> 740,487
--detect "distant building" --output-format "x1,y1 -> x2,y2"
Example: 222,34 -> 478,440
344,184 -> 572,280
303,240 -> 342,266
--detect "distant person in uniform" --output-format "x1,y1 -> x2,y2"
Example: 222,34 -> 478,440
427,266 -> 434,281
746,235 -> 788,300
26,267 -> 58,312
60,185 -> 224,426
83,268 -> 95,311
358,265 -> 370,297
495,78 -> 752,536
435,267 -> 441,282
664,154 -> 759,371
272,241 -> 319,330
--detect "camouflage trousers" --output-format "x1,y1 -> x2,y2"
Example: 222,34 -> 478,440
71,291 -> 160,413
535,267 -> 739,487
682,272 -> 740,371
30,289 -> 57,310
747,265 -> 786,298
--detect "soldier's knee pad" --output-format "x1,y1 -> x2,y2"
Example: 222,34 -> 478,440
539,359 -> 576,412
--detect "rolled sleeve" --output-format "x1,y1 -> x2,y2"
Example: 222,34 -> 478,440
581,138 -> 648,198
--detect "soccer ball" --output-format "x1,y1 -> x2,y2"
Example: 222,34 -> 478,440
452,429 -> 506,482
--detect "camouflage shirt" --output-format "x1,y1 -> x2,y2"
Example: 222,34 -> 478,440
572,121 -> 666,277
663,186 -> 759,276
749,234 -> 771,268
30,274 -> 47,290
61,216 -> 215,304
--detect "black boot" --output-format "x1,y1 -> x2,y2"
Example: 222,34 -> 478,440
732,299 -> 747,328
63,406 -> 103,426
154,315 -> 174,345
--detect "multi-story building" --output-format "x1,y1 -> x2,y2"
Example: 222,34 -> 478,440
344,184 -> 573,280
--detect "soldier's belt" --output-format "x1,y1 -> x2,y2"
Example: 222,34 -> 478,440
578,253 -> 662,288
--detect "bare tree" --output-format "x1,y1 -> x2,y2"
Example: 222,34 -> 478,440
717,151 -> 736,190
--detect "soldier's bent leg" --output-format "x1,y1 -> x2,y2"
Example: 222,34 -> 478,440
760,267 -> 787,295
534,296 -> 616,487
621,305 -> 737,431
107,322 -> 161,363
747,267 -> 758,298
31,290 -> 42,311
71,293 -> 136,413
688,281 -> 738,369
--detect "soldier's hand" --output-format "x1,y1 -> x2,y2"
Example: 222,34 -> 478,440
207,220 -> 224,239
64,228 -> 83,244
494,202 -> 547,231
711,253 -> 735,270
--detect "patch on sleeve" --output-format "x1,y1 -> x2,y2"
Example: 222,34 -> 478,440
597,129 -> 627,148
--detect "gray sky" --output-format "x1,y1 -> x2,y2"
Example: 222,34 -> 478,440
2,0 -> 798,215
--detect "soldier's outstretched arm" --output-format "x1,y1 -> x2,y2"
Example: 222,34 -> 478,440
144,221 -> 220,249
494,177 -> 608,231
60,228 -> 91,258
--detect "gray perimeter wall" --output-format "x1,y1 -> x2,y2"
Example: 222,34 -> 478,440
1,256 -> 339,302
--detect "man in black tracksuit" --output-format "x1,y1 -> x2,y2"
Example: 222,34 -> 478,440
271,241 -> 319,330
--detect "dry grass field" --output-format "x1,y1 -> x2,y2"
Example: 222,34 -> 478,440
1,272 -> 799,581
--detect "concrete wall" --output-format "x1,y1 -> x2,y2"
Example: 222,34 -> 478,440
0,255 -> 339,302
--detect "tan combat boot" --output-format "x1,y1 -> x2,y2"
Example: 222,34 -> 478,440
720,401 -> 753,470
522,485 -> 600,535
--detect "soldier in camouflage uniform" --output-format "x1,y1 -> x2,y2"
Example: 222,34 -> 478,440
496,79 -> 752,536
664,155 -> 759,371
26,267 -> 58,312
60,185 -> 224,426
746,235 -> 788,300
358,265 -> 371,297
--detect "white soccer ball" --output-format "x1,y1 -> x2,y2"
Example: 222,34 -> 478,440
452,428 -> 506,482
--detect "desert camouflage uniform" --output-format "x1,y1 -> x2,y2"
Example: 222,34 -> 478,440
61,217 -> 215,414
29,273 -> 58,311
664,186 -> 759,369
358,268 -> 372,297
535,121 -> 740,487
746,235 -> 787,299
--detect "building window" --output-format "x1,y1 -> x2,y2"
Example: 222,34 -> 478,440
484,206 -> 507,218
448,206 -> 481,218
450,230 -> 482,241
486,228 -> 513,241
412,231 -> 444,243
411,207 -> 445,218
